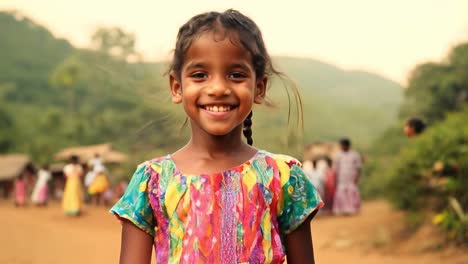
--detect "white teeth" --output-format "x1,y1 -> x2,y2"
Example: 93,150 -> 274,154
204,105 -> 232,112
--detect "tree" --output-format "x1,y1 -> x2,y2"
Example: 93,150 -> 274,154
399,42 -> 468,123
91,27 -> 141,62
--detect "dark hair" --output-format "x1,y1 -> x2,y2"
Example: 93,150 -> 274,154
24,163 -> 36,175
169,9 -> 302,146
406,117 -> 426,134
70,155 -> 79,164
339,138 -> 351,148
311,159 -> 318,168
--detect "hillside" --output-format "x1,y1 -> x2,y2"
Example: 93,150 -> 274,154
0,10 -> 403,164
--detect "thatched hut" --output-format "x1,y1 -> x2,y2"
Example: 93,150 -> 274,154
304,142 -> 340,162
53,143 -> 128,191
54,143 -> 127,164
0,154 -> 32,198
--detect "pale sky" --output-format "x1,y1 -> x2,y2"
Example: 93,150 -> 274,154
1,0 -> 468,84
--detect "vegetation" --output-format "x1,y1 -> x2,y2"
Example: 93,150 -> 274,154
0,10 -> 402,171
363,40 -> 468,244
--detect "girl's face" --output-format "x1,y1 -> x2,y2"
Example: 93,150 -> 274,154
170,31 -> 267,137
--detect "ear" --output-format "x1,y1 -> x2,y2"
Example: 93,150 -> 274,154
254,76 -> 267,104
169,73 -> 183,104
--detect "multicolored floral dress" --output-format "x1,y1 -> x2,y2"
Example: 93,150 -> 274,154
111,150 -> 323,263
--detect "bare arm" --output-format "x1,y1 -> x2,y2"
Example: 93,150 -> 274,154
285,210 -> 318,264
119,220 -> 153,264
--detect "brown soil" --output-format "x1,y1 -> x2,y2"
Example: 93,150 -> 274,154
0,200 -> 466,264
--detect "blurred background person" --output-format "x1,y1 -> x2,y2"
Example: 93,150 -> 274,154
62,155 -> 84,216
14,173 -> 26,207
87,166 -> 110,206
304,159 -> 325,199
322,157 -> 336,213
404,117 -> 426,138
31,164 -> 51,206
333,138 -> 362,215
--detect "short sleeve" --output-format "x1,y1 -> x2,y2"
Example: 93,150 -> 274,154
277,159 -> 323,235
110,163 -> 156,236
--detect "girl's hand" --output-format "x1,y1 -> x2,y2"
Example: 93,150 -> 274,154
285,210 -> 318,264
119,220 -> 153,264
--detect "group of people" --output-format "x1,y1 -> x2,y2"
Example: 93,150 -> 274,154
304,138 -> 363,216
14,164 -> 51,207
61,154 -> 125,216
14,153 -> 127,216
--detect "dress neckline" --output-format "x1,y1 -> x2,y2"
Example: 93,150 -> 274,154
166,149 -> 264,177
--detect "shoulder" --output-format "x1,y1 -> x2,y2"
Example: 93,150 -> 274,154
133,155 -> 170,173
258,150 -> 302,168
129,155 -> 176,184
256,151 -> 304,185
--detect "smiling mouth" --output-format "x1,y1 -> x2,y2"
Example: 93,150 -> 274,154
200,104 -> 238,112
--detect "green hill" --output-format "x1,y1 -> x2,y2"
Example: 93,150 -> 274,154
252,57 -> 403,151
0,11 -> 403,163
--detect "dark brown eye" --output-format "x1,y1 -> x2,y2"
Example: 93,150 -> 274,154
228,72 -> 247,80
191,72 -> 208,80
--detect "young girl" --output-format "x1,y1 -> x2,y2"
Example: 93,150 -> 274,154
14,174 -> 27,207
31,164 -> 52,206
111,9 -> 323,264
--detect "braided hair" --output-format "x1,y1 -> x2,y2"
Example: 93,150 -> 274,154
243,111 -> 253,145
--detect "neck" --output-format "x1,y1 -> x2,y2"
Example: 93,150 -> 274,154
185,124 -> 250,158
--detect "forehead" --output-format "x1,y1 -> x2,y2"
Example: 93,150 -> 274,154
183,31 -> 253,68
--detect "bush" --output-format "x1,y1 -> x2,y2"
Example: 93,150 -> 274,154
387,108 -> 468,243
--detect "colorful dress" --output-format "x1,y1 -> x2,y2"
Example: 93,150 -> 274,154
333,150 -> 362,215
31,169 -> 51,204
88,172 -> 110,195
15,178 -> 26,206
62,164 -> 84,215
111,150 -> 323,263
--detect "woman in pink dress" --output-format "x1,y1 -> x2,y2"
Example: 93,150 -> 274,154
333,138 -> 363,215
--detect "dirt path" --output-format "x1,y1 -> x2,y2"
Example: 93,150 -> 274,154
0,200 -> 465,264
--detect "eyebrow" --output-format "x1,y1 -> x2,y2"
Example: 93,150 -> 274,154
183,61 -> 253,72
229,62 -> 253,72
184,62 -> 206,72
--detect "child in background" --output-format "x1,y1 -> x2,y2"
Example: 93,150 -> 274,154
111,9 -> 323,264
31,164 -> 51,206
14,174 -> 26,207
88,166 -> 110,206
304,159 -> 325,199
322,157 -> 336,213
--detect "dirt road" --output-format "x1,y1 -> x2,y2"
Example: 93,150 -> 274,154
0,200 -> 465,264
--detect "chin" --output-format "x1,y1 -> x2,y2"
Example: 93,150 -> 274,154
203,125 -> 239,137
206,129 -> 234,137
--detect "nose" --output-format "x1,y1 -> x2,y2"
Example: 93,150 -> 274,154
207,75 -> 231,96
